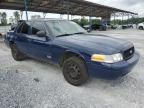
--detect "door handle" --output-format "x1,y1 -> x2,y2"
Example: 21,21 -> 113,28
33,40 -> 42,43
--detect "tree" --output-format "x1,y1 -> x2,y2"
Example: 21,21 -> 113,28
1,12 -> 7,25
0,12 -> 2,24
9,16 -> 15,24
72,18 -> 101,26
111,17 -> 144,25
91,19 -> 101,24
80,17 -> 89,26
72,17 -> 89,26
72,19 -> 80,24
14,11 -> 20,23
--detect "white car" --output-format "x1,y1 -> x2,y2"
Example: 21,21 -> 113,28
138,22 -> 144,30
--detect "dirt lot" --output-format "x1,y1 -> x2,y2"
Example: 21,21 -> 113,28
0,29 -> 144,108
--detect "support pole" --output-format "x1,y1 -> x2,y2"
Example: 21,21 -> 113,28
60,14 -> 63,19
20,10 -> 23,20
122,13 -> 124,26
24,0 -> 28,21
136,14 -> 139,29
67,14 -> 70,20
43,13 -> 47,18
89,16 -> 92,30
89,7 -> 93,31
67,0 -> 70,20
71,15 -> 73,20
127,13 -> 130,25
114,13 -> 116,25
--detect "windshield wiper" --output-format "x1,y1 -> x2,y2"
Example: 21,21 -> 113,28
73,32 -> 85,35
56,32 -> 85,37
56,33 -> 72,37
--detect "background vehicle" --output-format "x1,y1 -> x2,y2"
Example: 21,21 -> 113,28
110,24 -> 117,29
122,24 -> 133,29
83,24 -> 107,31
138,22 -> 144,30
5,19 -> 139,86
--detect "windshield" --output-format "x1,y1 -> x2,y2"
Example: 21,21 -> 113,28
46,20 -> 87,37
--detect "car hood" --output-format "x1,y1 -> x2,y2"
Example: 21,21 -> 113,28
54,34 -> 133,55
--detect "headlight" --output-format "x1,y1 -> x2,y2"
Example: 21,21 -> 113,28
91,53 -> 123,63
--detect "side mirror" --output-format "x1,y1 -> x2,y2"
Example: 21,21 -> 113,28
36,31 -> 46,37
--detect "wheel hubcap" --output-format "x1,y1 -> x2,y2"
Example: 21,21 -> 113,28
67,63 -> 81,80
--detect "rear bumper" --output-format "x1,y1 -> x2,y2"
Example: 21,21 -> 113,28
4,39 -> 10,48
87,52 -> 140,79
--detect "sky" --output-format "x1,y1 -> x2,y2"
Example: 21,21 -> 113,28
87,0 -> 144,16
0,0 -> 144,21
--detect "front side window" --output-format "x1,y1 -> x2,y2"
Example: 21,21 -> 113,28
46,20 -> 86,37
31,21 -> 46,35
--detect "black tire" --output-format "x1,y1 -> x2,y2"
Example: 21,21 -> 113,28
62,56 -> 89,86
11,44 -> 26,61
139,26 -> 143,30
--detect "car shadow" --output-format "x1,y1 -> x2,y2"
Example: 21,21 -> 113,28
22,58 -> 62,73
85,76 -> 128,87
28,58 -> 129,88
19,56 -> 143,90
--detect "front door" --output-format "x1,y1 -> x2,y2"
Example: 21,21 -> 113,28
26,21 -> 52,61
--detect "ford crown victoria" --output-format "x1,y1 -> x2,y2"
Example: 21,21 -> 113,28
5,19 -> 139,86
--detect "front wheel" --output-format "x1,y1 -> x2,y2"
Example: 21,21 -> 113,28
62,56 -> 89,86
11,44 -> 26,61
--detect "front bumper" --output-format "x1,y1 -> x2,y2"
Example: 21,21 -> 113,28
87,52 -> 140,79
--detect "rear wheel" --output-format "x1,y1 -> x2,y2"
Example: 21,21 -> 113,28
62,56 -> 89,86
11,44 -> 26,61
139,26 -> 144,30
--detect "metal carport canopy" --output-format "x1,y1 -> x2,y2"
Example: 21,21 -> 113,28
0,0 -> 138,17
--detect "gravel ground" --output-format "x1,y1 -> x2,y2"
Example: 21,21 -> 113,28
0,29 -> 144,108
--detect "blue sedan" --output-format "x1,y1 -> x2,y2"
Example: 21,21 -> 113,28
5,19 -> 139,86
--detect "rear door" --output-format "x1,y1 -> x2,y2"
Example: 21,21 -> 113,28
26,21 -> 52,61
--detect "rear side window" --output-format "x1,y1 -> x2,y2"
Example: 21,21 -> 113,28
31,21 -> 46,35
17,22 -> 31,34
16,23 -> 23,33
